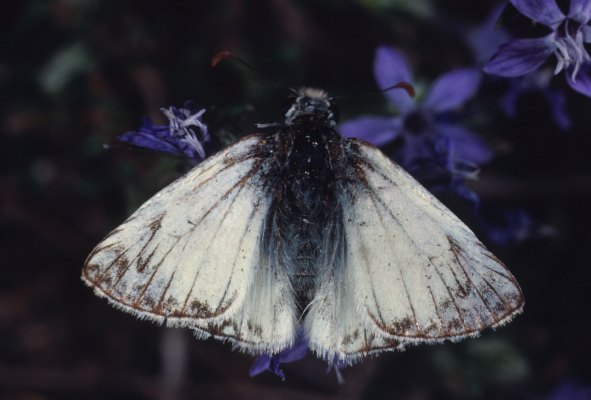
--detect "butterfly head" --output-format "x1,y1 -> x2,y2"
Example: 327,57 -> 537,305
284,87 -> 338,127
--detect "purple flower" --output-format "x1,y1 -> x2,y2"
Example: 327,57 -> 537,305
340,46 -> 490,205
409,135 -> 483,208
481,209 -> 534,246
119,101 -> 209,160
467,3 -> 513,65
501,69 -> 572,130
249,335 -> 308,380
484,0 -> 591,97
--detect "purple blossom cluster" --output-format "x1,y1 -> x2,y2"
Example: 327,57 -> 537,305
340,46 -> 489,208
484,0 -> 591,97
119,101 -> 209,160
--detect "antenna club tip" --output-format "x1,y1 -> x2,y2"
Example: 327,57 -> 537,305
397,82 -> 415,98
211,51 -> 235,67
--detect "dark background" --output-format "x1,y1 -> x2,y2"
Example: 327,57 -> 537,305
1,1 -> 591,399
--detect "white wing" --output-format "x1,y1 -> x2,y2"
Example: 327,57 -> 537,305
305,139 -> 524,364
83,134 -> 297,354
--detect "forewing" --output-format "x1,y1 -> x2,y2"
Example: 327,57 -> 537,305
306,139 -> 523,363
83,134 -> 297,353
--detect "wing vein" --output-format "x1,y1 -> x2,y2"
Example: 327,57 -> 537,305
215,199 -> 262,312
109,215 -> 165,287
427,285 -> 445,331
447,237 -> 489,327
357,184 -> 422,335
360,178 -> 472,337
156,269 -> 178,314
180,158 -> 266,314
133,239 -> 179,308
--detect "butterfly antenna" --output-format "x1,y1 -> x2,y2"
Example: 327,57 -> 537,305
212,51 -> 295,94
330,81 -> 415,101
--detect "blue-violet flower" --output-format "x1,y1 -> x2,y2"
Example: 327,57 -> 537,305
119,101 -> 209,160
501,69 -> 572,130
249,335 -> 308,380
484,0 -> 591,97
340,45 -> 490,206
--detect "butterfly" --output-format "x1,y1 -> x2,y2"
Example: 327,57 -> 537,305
82,86 -> 524,365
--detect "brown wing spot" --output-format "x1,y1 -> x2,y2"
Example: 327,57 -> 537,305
215,292 -> 238,315
190,300 -> 213,318
422,321 -> 439,336
382,337 -> 400,348
136,247 -> 157,273
84,263 -> 100,276
163,296 -> 179,313
370,312 -> 415,336
148,213 -> 165,233
141,295 -> 156,309
206,319 -> 238,338
447,318 -> 464,332
113,255 -> 130,276
391,317 -> 414,335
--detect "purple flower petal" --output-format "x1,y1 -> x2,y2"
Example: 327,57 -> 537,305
423,68 -> 481,112
276,339 -> 308,363
483,36 -> 555,77
483,209 -> 534,246
435,123 -> 493,164
395,134 -> 436,168
565,63 -> 591,96
118,103 -> 209,160
500,74 -> 572,130
569,0 -> 591,24
340,116 -> 402,146
374,46 -> 415,112
583,25 -> 591,43
542,89 -> 572,130
467,3 -> 512,64
510,0 -> 565,28
248,355 -> 276,378
119,119 -> 192,155
450,179 -> 481,209
249,338 -> 308,380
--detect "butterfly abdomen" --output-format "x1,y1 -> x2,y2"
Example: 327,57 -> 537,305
268,124 -> 341,306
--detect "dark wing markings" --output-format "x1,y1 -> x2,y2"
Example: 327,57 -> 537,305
214,201 -> 262,313
427,285 -> 445,331
448,236 -> 523,320
428,257 -> 470,333
447,236 -> 497,327
359,165 -> 497,336
179,157 -> 267,316
342,183 -> 422,337
155,269 -> 178,314
133,239 -> 180,308
349,163 -> 477,338
97,213 -> 166,288
352,150 -> 522,337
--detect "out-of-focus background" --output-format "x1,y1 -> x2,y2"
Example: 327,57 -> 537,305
2,1 -> 591,399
